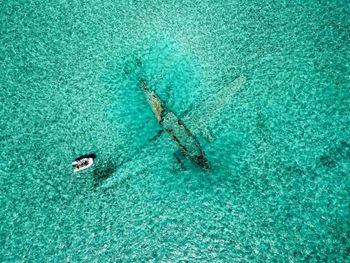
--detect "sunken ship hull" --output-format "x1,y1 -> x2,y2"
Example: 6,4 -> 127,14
139,79 -> 210,170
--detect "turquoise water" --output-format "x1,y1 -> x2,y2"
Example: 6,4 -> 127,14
1,0 -> 349,261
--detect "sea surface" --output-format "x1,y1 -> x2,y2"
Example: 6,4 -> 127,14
1,0 -> 349,261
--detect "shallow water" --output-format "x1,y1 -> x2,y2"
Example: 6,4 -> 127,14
1,0 -> 349,261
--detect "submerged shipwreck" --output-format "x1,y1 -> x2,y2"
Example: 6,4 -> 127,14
97,71 -> 246,188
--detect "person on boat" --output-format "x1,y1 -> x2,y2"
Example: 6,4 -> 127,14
72,154 -> 96,172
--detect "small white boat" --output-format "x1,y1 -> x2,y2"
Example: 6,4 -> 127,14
72,154 -> 96,172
